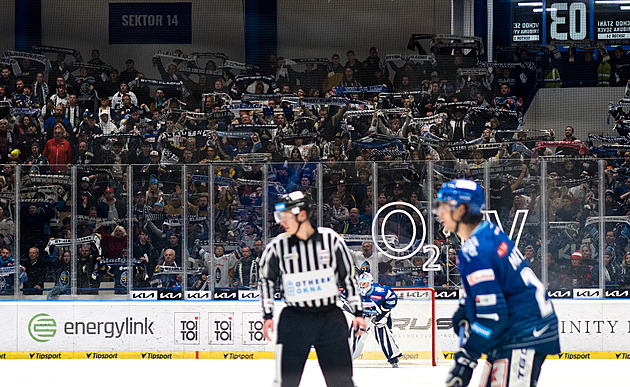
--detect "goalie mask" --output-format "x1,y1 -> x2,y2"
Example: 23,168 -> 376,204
358,272 -> 374,296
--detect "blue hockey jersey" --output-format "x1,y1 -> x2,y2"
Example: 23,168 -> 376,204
362,284 -> 397,317
458,221 -> 560,358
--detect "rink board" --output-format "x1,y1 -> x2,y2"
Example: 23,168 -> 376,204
0,300 -> 628,358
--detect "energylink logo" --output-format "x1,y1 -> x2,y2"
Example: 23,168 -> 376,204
64,317 -> 155,338
28,314 -> 57,342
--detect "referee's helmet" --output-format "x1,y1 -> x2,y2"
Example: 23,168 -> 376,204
274,191 -> 313,222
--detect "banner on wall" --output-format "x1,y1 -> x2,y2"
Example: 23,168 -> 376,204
109,3 -> 192,44
2,300 -> 630,356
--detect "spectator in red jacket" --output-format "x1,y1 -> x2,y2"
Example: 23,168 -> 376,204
43,123 -> 72,173
98,225 -> 128,259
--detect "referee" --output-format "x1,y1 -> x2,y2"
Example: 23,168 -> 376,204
259,191 -> 366,387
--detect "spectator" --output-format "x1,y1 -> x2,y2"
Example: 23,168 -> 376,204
43,123 -> 72,173
562,251 -> 594,288
97,225 -> 128,259
96,187 -> 125,219
20,203 -> 54,253
618,251 -> 630,289
23,247 -> 46,295
76,243 -> 101,295
340,208 -> 369,235
554,194 -> 579,221
151,248 -> 179,288
232,246 -> 258,288
133,228 -> 158,289
0,246 -> 26,294
47,250 -> 71,299
159,234 -> 182,266
594,249 -> 621,287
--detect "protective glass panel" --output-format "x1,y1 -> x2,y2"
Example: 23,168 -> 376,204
545,157 -> 600,293
373,160 -> 432,288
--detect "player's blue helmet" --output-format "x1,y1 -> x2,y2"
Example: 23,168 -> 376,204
436,179 -> 485,214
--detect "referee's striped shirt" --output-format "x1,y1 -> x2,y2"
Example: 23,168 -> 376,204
258,227 -> 363,319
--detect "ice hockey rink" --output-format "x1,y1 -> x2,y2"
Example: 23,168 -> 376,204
2,358 -> 623,386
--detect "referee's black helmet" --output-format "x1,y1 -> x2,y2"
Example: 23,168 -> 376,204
274,191 -> 313,222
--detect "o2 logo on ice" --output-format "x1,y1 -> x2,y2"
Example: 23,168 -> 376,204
174,312 -> 199,345
209,312 -> 233,345
242,312 -> 266,345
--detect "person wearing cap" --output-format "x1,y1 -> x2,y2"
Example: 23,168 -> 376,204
562,251 -> 594,288
76,109 -> 101,140
163,192 -> 183,217
259,190 -> 365,386
140,150 -> 166,184
98,110 -> 117,136
131,190 -> 150,230
95,94 -> 112,120
120,59 -> 140,84
389,183 -> 405,202
329,178 -> 356,209
78,176 -> 95,215
146,177 -> 164,207
96,187 -> 124,219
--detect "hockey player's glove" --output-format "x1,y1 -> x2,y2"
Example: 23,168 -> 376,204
452,304 -> 469,336
445,350 -> 477,387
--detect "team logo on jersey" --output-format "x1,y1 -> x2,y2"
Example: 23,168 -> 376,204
120,271 -> 127,286
283,252 -> 297,261
475,294 -> 497,306
497,242 -> 508,258
360,261 -> 370,272
467,269 -> 495,286
318,251 -> 330,266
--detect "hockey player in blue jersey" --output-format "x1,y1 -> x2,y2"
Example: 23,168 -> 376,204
436,179 -> 560,387
350,272 -> 402,368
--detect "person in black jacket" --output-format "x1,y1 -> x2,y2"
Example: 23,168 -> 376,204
20,203 -> 54,255
23,247 -> 46,295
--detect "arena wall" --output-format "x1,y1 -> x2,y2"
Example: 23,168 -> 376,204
0,300 -> 627,359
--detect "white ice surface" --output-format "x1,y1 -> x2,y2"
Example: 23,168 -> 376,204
2,359 -> 624,386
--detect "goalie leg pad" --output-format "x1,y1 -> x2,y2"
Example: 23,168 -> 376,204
374,321 -> 402,362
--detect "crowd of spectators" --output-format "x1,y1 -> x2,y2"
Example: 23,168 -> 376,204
0,39 -> 630,298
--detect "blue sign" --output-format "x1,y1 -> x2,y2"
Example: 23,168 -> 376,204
109,3 -> 191,44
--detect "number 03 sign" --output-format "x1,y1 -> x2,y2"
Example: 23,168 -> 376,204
370,202 -> 440,272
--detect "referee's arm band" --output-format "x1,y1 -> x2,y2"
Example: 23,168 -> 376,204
264,313 -> 273,320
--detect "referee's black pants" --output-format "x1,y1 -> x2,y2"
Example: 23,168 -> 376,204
273,305 -> 354,387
